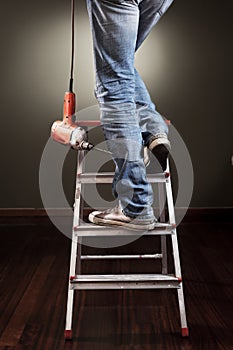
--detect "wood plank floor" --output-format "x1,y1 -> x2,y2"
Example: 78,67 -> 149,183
0,219 -> 232,349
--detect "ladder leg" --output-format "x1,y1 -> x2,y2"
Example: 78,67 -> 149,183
171,227 -> 189,336
76,237 -> 82,275
161,236 -> 168,274
76,151 -> 85,275
158,182 -> 168,274
165,165 -> 189,337
65,151 -> 85,340
177,283 -> 189,337
64,234 -> 78,340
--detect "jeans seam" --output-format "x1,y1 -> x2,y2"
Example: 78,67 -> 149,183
158,0 -> 173,16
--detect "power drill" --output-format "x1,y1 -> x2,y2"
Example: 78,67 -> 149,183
51,91 -> 94,150
51,0 -> 93,151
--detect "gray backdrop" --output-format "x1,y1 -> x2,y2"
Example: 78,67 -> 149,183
0,0 -> 232,208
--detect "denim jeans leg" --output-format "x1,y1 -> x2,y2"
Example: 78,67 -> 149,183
135,0 -> 175,144
136,0 -> 175,50
86,0 -> 154,220
134,68 -> 169,145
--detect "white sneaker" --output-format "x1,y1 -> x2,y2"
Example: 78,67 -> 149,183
88,205 -> 156,231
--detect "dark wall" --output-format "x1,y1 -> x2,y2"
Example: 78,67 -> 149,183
0,0 -> 232,208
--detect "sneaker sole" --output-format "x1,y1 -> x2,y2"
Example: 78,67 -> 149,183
88,212 -> 156,231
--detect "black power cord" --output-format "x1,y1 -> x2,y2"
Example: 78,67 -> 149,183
69,0 -> 75,92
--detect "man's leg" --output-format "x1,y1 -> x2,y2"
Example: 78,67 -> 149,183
86,0 -> 154,224
136,0 -> 175,50
135,0 -> 174,169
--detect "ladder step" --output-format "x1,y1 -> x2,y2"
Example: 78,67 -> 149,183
77,172 -> 169,184
70,274 -> 181,290
81,253 -> 163,260
74,222 -> 175,236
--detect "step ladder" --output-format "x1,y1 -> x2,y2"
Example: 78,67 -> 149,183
64,121 -> 189,340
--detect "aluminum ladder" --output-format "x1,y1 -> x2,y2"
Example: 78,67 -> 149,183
64,122 -> 189,340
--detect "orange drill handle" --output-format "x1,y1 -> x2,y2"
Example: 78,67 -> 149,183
63,91 -> 76,126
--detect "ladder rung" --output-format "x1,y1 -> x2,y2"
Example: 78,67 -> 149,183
70,274 -> 181,290
77,172 -> 168,184
74,222 -> 175,236
81,254 -> 163,260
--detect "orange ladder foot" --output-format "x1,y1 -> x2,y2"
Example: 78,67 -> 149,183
181,327 -> 189,337
64,330 -> 72,340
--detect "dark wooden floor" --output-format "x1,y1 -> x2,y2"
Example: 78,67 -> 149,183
0,217 -> 233,350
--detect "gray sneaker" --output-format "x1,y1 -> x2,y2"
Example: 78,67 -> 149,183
88,205 -> 156,231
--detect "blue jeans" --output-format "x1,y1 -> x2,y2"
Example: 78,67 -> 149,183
86,0 -> 174,220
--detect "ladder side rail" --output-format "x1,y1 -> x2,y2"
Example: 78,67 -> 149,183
165,163 -> 189,335
158,181 -> 168,274
65,150 -> 84,338
76,151 -> 85,275
78,151 -> 86,222
165,165 -> 181,277
73,151 -> 85,275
